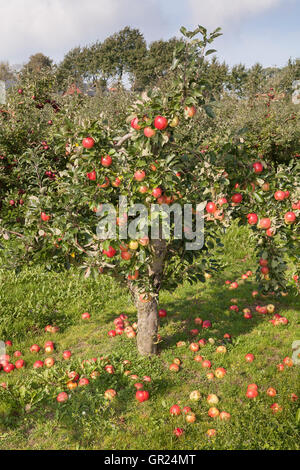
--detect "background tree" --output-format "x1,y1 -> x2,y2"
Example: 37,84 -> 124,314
133,38 -> 184,90
0,61 -> 15,81
99,26 -> 147,85
24,53 -> 53,73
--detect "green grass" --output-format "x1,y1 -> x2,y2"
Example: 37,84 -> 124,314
0,226 -> 299,450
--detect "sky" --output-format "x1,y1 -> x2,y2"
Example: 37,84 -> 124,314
0,0 -> 299,69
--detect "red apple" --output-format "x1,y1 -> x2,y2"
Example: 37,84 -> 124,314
154,116 -> 168,130
152,187 -> 163,198
41,212 -> 50,222
78,378 -> 89,386
245,353 -> 255,363
134,170 -> 146,182
158,308 -> 167,318
170,404 -> 181,416
45,357 -> 55,368
215,367 -> 226,378
208,407 -> 220,418
231,193 -> 243,203
144,127 -> 156,138
253,162 -> 263,173
206,202 -> 217,214
131,117 -> 141,130
274,190 -> 286,201
57,392 -> 68,403
63,350 -> 72,360
284,211 -> 296,224
82,312 -> 91,320
247,213 -> 258,225
136,390 -> 149,402
82,137 -> 95,149
33,360 -> 44,369
101,155 -> 112,168
30,344 -> 40,353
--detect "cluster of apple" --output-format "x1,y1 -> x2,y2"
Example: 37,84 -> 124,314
169,392 -> 230,439
225,270 -> 253,289
107,314 -> 137,339
245,379 -> 297,412
130,107 -> 197,138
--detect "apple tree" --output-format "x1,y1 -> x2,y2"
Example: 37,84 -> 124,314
0,26 -> 299,356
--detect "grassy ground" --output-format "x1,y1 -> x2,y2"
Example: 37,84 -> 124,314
0,224 -> 299,450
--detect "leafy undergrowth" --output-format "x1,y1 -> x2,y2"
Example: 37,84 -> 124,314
0,260 -> 299,451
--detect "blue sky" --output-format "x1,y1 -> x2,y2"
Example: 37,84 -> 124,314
0,0 -> 299,68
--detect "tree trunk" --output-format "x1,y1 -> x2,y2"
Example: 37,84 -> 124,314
129,238 -> 167,356
134,295 -> 159,356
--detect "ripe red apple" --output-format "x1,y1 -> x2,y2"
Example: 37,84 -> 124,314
198,338 -> 207,347
152,187 -> 163,198
4,363 -> 15,373
13,351 -> 22,358
267,387 -> 277,397
154,116 -> 168,130
41,212 -> 50,222
270,403 -> 282,414
103,246 -> 116,258
215,367 -> 226,378
231,193 -> 243,203
144,127 -> 156,138
274,190 -> 286,201
206,202 -> 217,214
136,390 -> 149,402
131,117 -> 141,130
190,342 -> 199,352
170,404 -> 181,416
158,308 -> 167,318
33,360 -> 44,369
82,312 -> 91,320
45,357 -> 55,368
202,320 -> 212,329
253,162 -> 263,173
68,371 -> 79,381
82,137 -> 95,149
87,170 -> 96,181
230,282 -> 238,289
283,356 -> 293,367
101,155 -> 112,167
208,407 -> 220,418
284,211 -> 296,224
30,344 -> 40,353
173,427 -> 184,437
134,170 -> 146,182
63,350 -> 72,360
79,378 -> 89,386
246,389 -> 258,398
202,360 -> 212,369
206,429 -> 217,438
104,389 -> 117,400
219,411 -> 231,421
258,218 -> 271,229
245,353 -> 255,363
247,213 -> 258,225
57,392 -> 68,403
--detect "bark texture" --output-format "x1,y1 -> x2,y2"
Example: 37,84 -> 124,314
129,238 -> 167,356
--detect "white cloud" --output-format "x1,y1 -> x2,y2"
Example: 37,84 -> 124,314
187,0 -> 283,29
0,0 -> 169,64
0,0 -> 297,67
